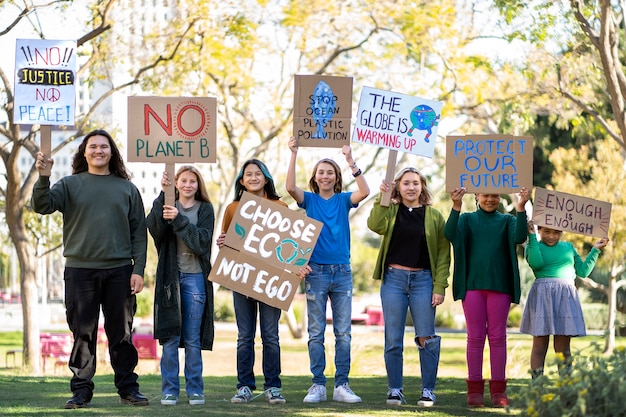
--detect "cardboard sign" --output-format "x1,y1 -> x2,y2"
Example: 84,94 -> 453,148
352,86 -> 443,157
13,39 -> 77,125
446,134 -> 533,193
532,187 -> 611,238
127,96 -> 217,163
293,75 -> 353,148
209,192 -> 323,310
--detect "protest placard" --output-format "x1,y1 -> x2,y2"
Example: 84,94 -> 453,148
446,134 -> 533,193
532,187 -> 611,238
13,39 -> 77,126
293,75 -> 353,148
127,96 -> 217,163
353,86 -> 443,158
209,192 -> 323,310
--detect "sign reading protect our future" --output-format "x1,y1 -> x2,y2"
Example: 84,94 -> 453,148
446,134 -> 533,193
13,39 -> 77,125
209,192 -> 323,311
532,187 -> 611,238
127,96 -> 217,163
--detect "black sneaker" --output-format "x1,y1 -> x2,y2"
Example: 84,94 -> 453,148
386,388 -> 406,405
120,391 -> 149,406
65,393 -> 91,409
417,388 -> 436,407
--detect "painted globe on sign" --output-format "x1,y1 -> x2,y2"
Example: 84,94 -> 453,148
408,104 -> 439,142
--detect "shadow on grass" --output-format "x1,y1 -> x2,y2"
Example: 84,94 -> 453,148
0,374 -> 521,416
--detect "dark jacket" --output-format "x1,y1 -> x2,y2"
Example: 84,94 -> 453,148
146,192 -> 215,350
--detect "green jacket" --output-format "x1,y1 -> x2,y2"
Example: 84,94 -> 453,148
146,192 -> 215,350
367,195 -> 451,295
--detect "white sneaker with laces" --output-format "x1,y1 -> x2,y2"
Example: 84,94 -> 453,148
303,384 -> 327,403
386,388 -> 406,405
417,388 -> 436,407
333,383 -> 362,403
231,386 -> 254,403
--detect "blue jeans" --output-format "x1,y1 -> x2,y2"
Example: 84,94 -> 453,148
381,267 -> 440,391
161,272 -> 206,397
305,262 -> 353,387
234,291 -> 282,390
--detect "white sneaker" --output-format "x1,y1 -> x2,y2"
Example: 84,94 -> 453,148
231,386 -> 253,403
417,388 -> 436,407
303,384 -> 327,403
333,383 -> 362,403
386,388 -> 406,405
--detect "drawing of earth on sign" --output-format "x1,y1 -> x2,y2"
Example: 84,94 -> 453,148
407,104 -> 440,143
312,80 -> 336,139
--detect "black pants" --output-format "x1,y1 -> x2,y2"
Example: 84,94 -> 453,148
64,265 -> 139,399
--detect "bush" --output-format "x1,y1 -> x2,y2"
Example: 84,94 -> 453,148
514,345 -> 626,417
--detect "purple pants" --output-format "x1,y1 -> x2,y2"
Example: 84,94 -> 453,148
462,290 -> 511,381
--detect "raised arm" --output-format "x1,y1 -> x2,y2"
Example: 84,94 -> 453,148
343,145 -> 370,204
286,136 -> 305,204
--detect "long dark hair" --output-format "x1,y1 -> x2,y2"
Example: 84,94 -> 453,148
72,129 -> 131,180
233,159 -> 281,201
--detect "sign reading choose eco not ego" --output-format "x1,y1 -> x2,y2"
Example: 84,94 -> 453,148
127,96 -> 217,163
209,192 -> 323,311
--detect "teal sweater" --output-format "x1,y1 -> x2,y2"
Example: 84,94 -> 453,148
367,195 -> 451,296
525,233 -> 600,280
32,173 -> 147,276
444,207 -> 527,303
147,192 -> 215,350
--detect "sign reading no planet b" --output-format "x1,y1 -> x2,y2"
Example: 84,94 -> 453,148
293,75 -> 353,148
532,187 -> 611,238
446,134 -> 533,193
208,192 -> 323,311
352,86 -> 443,158
13,39 -> 77,125
127,96 -> 217,163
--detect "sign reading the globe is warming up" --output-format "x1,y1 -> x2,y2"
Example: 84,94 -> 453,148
532,187 -> 611,238
352,86 -> 443,158
446,134 -> 534,194
127,96 -> 217,163
209,192 -> 323,311
293,74 -> 353,148
13,39 -> 77,125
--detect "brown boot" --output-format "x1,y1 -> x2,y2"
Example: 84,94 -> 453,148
489,379 -> 509,407
466,379 -> 484,408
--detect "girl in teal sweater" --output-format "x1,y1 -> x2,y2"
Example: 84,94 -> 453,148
520,222 -> 608,377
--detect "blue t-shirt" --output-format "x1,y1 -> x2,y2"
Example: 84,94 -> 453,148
299,191 -> 356,264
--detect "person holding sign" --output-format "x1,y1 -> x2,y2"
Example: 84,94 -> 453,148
146,166 -> 215,406
444,187 -> 530,408
216,159 -> 290,405
286,136 -> 370,404
367,168 -> 450,407
32,129 -> 149,408
521,222 -> 608,378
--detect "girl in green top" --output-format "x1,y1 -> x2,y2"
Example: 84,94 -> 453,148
520,222 -> 608,377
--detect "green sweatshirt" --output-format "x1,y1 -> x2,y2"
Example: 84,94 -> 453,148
32,173 -> 147,276
525,233 -> 600,279
367,195 -> 451,296
444,207 -> 527,303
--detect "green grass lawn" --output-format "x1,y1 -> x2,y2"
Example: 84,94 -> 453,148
0,326 -> 622,416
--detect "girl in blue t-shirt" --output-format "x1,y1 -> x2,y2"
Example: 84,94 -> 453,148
286,136 -> 369,404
